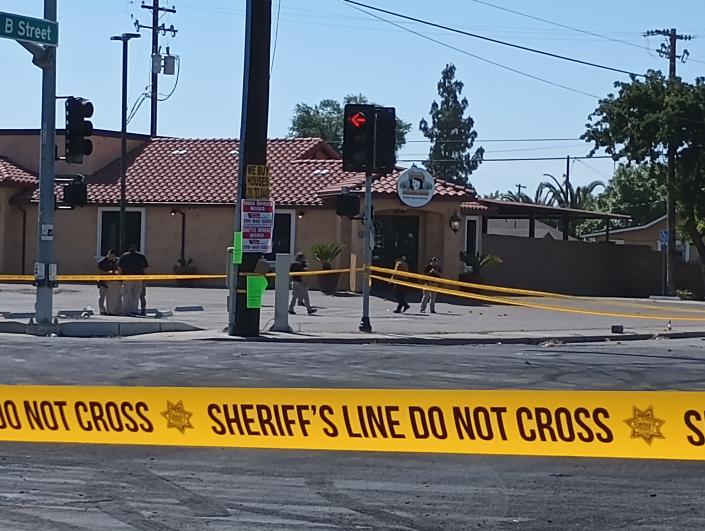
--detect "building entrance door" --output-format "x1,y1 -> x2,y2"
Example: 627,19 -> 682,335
372,215 -> 420,273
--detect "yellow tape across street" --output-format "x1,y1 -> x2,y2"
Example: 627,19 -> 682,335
372,274 -> 705,321
0,385 -> 704,460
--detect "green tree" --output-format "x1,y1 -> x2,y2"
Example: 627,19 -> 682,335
583,70 -> 705,286
288,94 -> 412,154
419,64 -> 484,187
575,164 -> 666,236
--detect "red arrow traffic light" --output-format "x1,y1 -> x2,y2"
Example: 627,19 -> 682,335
349,112 -> 366,128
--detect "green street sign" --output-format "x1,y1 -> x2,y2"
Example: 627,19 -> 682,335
246,275 -> 268,309
0,12 -> 58,47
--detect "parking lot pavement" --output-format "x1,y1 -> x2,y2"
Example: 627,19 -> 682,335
2,283 -> 705,343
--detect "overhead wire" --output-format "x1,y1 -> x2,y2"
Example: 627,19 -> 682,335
397,155 -> 614,163
468,0 -> 650,52
340,0 -> 644,78
337,0 -> 600,99
270,0 -> 283,76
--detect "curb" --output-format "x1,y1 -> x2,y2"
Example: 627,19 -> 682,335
0,320 -> 201,338
196,330 -> 705,346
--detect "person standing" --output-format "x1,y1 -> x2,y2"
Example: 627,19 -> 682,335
97,250 -> 120,315
118,244 -> 149,316
392,255 -> 410,313
420,256 -> 442,313
289,252 -> 317,315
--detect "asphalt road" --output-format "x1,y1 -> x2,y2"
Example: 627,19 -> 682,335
1,335 -> 705,530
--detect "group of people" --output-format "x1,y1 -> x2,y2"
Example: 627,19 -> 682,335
96,244 -> 150,316
391,255 -> 441,314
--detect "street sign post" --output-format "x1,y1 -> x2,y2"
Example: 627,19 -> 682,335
0,12 -> 58,47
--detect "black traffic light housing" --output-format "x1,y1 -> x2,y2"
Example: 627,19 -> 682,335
336,193 -> 361,218
342,104 -> 396,175
63,174 -> 88,207
65,97 -> 94,164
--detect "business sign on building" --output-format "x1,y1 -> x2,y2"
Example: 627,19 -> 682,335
241,199 -> 274,253
397,166 -> 435,208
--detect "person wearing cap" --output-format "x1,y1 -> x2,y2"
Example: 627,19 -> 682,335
96,249 -> 120,315
118,244 -> 149,316
289,252 -> 317,315
420,256 -> 442,313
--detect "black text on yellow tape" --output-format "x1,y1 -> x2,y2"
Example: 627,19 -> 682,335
1,387 -> 705,460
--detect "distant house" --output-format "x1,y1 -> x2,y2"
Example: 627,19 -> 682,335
582,215 -> 699,264
487,218 -> 576,240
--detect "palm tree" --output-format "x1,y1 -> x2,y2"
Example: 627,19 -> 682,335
538,173 -> 604,210
501,190 -> 533,203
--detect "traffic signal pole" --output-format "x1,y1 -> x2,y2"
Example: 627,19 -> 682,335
35,0 -> 58,327
228,0 -> 271,337
359,170 -> 373,333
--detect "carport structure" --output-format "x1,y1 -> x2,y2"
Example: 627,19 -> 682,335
472,198 -> 631,240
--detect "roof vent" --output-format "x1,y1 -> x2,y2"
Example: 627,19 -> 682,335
229,149 -> 239,156
311,169 -> 329,176
171,149 -> 188,155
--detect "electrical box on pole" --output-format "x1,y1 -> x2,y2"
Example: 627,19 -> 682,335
65,97 -> 94,164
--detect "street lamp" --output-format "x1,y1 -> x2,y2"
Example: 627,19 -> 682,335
170,209 -> 186,265
110,32 -> 141,254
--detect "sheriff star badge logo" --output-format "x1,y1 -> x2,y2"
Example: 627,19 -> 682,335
624,405 -> 665,445
161,400 -> 194,434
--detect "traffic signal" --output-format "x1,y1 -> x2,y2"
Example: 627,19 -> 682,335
373,106 -> 396,175
65,97 -> 94,164
336,193 -> 361,218
342,104 -> 396,174
63,174 -> 88,207
343,104 -> 373,172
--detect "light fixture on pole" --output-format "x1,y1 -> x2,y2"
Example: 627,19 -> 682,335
110,32 -> 141,254
449,210 -> 462,233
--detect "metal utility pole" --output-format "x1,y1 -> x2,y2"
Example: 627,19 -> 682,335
228,0 -> 271,337
645,28 -> 692,294
137,1 -> 177,137
515,184 -> 526,195
360,170 -> 373,333
35,0 -> 58,327
111,33 -> 141,254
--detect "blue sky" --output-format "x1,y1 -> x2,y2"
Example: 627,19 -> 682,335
2,1 -> 705,197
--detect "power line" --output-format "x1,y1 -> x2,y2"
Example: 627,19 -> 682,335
404,137 -> 580,143
398,155 -> 614,163
270,0 -> 283,76
468,0 -> 649,52
339,1 -> 600,98
341,0 -> 643,78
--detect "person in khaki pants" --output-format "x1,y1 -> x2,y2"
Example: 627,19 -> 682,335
97,249 -> 121,315
118,244 -> 149,316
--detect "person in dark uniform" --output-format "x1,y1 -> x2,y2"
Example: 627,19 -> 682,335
289,252 -> 317,315
118,244 -> 149,316
97,250 -> 119,315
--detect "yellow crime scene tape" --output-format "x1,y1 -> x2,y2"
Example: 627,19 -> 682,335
371,266 -> 705,314
0,268 -> 359,283
371,274 -> 705,321
0,386 -> 703,460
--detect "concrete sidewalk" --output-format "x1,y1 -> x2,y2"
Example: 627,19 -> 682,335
1,282 -> 705,344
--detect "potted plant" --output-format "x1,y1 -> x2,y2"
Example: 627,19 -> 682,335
311,242 -> 345,295
458,251 -> 502,284
173,258 -> 197,287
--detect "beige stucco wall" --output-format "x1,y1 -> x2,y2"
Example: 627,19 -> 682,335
6,197 -> 469,291
0,133 -> 146,176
